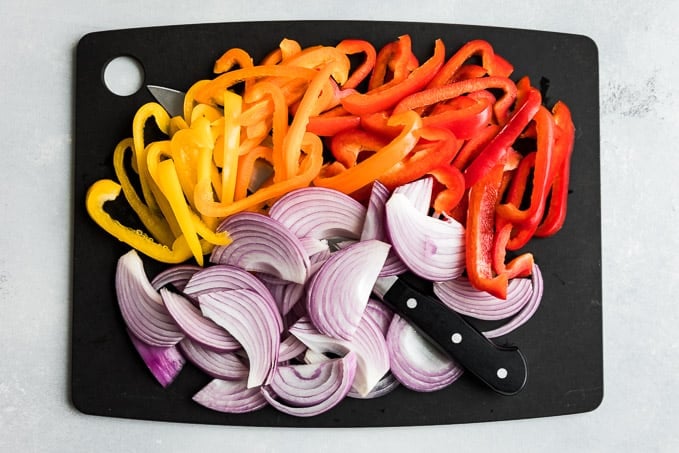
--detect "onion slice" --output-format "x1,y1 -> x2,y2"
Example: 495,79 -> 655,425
433,275 -> 533,320
347,373 -> 400,399
268,187 -> 367,240
387,314 -> 463,392
210,212 -> 310,284
115,250 -> 184,347
261,352 -> 357,417
386,192 -> 466,281
306,240 -> 390,340
193,378 -> 268,414
183,264 -> 283,332
289,315 -> 390,397
360,181 -> 408,277
127,330 -> 185,388
178,338 -> 248,380
199,289 -> 282,388
160,288 -> 241,351
393,176 -> 434,214
484,264 -> 544,339
151,264 -> 201,292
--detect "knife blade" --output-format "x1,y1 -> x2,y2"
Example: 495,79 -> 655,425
147,84 -> 185,117
373,273 -> 527,395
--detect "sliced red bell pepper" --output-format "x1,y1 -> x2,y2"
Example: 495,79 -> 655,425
463,87 -> 541,188
452,123 -> 500,170
378,126 -> 462,190
421,95 -> 493,140
492,222 -> 534,279
535,101 -> 576,237
336,39 -> 377,90
306,111 -> 361,136
466,164 -> 509,299
341,39 -> 445,115
427,164 -> 466,216
428,39 -> 513,88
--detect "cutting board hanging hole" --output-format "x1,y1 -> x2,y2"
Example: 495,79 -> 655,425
103,55 -> 144,96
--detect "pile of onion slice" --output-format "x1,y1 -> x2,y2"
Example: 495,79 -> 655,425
114,179 -> 544,417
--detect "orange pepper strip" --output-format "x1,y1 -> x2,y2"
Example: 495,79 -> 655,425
312,110 -> 422,194
244,82 -> 288,182
213,47 -> 254,74
220,91 -> 243,204
279,46 -> 351,85
194,65 -> 317,105
336,39 -> 377,90
282,62 -> 340,180
194,132 -> 323,218
234,146 -> 274,200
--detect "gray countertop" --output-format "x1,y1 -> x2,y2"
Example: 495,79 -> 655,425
1,1 -> 676,451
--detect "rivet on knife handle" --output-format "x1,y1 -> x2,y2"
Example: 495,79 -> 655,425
375,275 -> 527,395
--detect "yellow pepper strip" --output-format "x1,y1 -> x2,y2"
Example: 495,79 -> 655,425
312,110 -> 422,194
169,116 -> 189,136
112,138 -> 176,246
152,158 -> 205,266
145,141 -> 184,238
244,82 -> 288,182
85,179 -> 194,263
191,103 -> 224,125
282,62 -> 339,180
184,80 -> 212,124
132,103 -> 171,213
194,132 -> 323,218
235,145 -> 274,200
194,65 -> 317,106
221,91 -> 243,204
170,116 -> 214,211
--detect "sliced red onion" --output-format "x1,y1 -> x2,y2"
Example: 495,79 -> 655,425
183,264 -> 283,332
433,275 -> 533,320
306,240 -> 390,340
210,212 -> 310,284
289,315 -> 390,397
299,236 -> 331,257
387,314 -> 463,392
386,192 -> 466,281
484,264 -> 544,339
160,288 -> 241,351
278,333 -> 308,362
268,187 -> 367,241
261,352 -> 357,417
178,337 -> 248,380
151,264 -> 202,292
199,289 -> 282,388
347,373 -> 400,399
360,181 -> 409,277
127,330 -> 185,388
115,250 -> 184,347
193,378 -> 268,413
393,176 -> 433,214
363,298 -> 394,337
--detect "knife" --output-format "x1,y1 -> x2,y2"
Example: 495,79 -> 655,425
373,273 -> 527,395
148,84 -> 528,396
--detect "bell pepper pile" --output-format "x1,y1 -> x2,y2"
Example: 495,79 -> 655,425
86,35 -> 574,298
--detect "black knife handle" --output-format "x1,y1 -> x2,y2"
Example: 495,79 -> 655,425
383,278 -> 527,395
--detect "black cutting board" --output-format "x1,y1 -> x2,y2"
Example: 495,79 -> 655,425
71,20 -> 602,427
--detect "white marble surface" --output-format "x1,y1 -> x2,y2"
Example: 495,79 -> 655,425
1,1 -> 677,451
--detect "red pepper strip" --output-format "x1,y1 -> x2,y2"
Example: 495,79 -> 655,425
428,39 -> 513,88
389,35 -> 419,84
306,114 -> 361,136
378,126 -> 462,190
535,101 -> 576,237
336,39 -> 377,90
393,76 -> 517,126
451,64 -> 489,81
329,128 -> 390,168
503,151 -> 537,209
341,39 -> 445,115
492,222 -> 534,279
452,124 -> 500,170
368,35 -> 417,90
466,164 -> 509,299
496,106 -> 555,229
313,110 -> 422,194
427,164 -> 466,216
464,87 -> 541,188
422,95 -> 493,140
